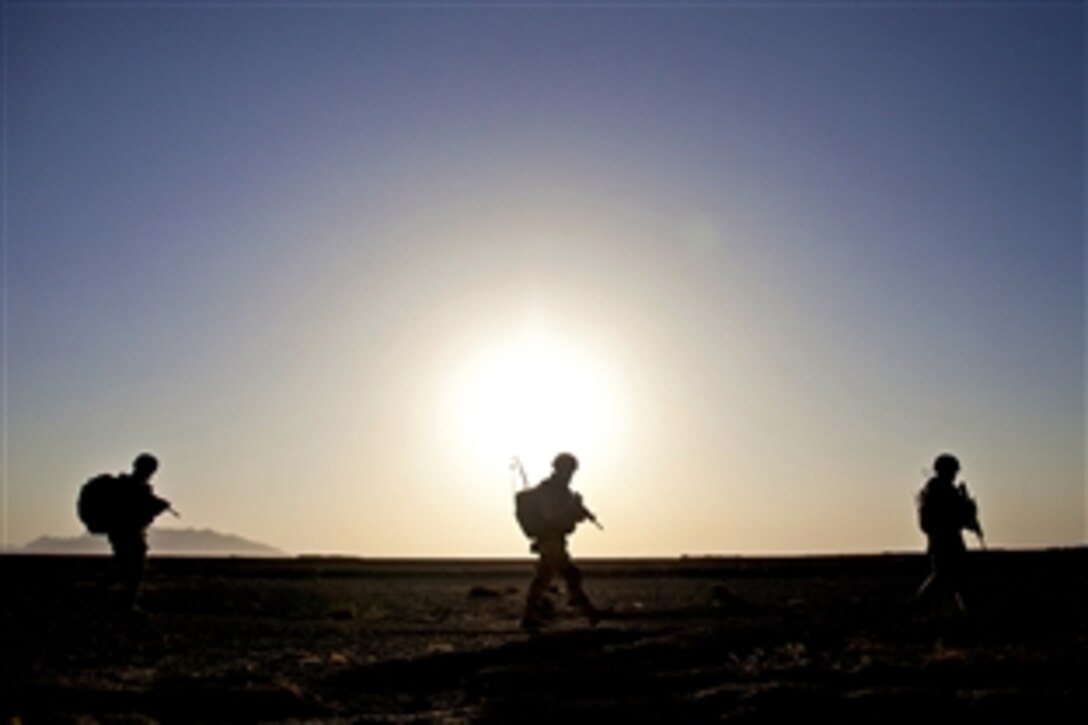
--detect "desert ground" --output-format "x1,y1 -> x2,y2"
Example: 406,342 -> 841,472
1,549 -> 1084,722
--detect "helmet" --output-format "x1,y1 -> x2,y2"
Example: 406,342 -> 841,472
133,453 -> 159,477
552,452 -> 579,474
933,453 -> 959,476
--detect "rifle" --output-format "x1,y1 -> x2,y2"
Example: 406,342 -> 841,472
574,493 -> 604,531
958,482 -> 985,549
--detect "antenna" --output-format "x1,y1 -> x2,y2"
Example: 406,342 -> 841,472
510,457 -> 530,490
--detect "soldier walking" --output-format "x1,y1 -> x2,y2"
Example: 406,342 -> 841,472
78,453 -> 173,611
516,453 -> 602,632
914,453 -> 983,619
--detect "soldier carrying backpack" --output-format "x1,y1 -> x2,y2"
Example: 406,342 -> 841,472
913,452 -> 983,618
515,453 -> 602,632
77,453 -> 173,610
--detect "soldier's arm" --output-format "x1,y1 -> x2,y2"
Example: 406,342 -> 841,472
958,484 -> 983,537
572,493 -> 603,529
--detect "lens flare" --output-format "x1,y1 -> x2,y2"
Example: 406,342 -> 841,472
443,328 -> 624,478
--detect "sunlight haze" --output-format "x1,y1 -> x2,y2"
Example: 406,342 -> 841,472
3,2 -> 1084,557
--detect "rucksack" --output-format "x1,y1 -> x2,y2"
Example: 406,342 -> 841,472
77,474 -> 120,534
515,486 -> 550,539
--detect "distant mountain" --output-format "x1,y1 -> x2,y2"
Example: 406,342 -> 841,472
23,527 -> 283,556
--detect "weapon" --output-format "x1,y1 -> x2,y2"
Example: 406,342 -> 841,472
573,493 -> 604,530
583,506 -> 605,531
958,482 -> 985,548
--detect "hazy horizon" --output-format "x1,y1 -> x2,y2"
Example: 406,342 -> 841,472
3,1 -> 1084,557
11,527 -> 1087,560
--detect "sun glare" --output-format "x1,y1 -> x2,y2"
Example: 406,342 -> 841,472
444,327 -> 624,478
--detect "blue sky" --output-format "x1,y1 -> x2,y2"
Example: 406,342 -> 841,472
3,1 -> 1084,555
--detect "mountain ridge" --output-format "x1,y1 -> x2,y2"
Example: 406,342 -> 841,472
23,527 -> 283,556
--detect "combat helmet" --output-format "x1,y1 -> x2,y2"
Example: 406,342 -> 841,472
552,452 -> 579,474
933,453 -> 960,477
133,453 -> 159,477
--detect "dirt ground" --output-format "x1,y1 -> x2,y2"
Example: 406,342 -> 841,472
2,549 -> 1085,722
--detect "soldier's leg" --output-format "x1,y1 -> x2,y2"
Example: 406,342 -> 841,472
526,557 -> 555,607
948,549 -> 969,616
109,530 -> 148,610
543,539 -> 599,624
559,561 -> 600,623
931,546 -> 968,619
914,572 -> 936,602
522,549 -> 556,630
915,546 -> 949,614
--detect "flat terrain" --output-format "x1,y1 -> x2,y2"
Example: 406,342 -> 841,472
2,550 -> 1085,722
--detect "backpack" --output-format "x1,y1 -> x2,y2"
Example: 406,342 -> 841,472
77,474 -> 120,534
515,486 -> 549,539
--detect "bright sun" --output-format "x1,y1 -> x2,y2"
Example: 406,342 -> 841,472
444,327 -> 624,478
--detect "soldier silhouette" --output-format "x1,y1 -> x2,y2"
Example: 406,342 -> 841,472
78,453 -> 173,610
914,453 -> 983,619
516,453 -> 602,632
